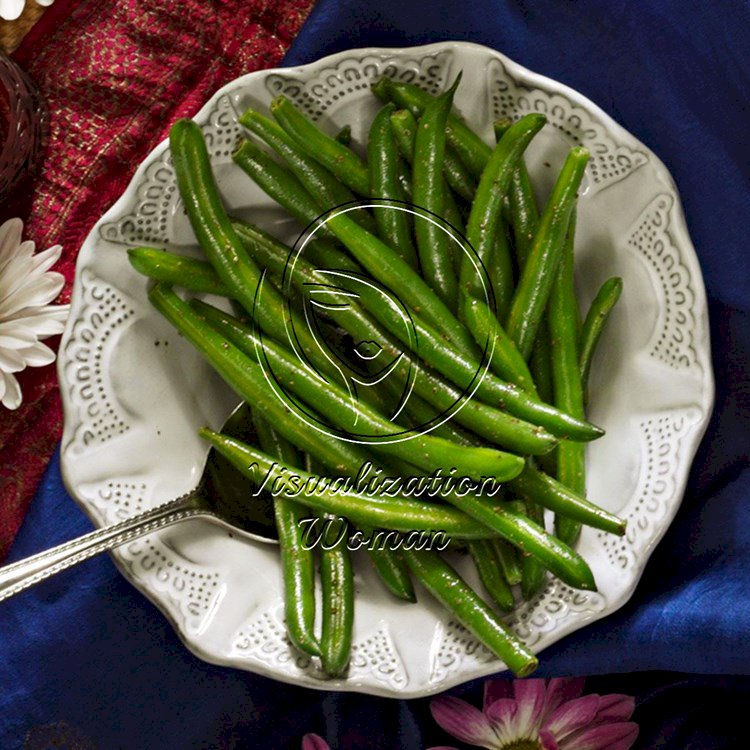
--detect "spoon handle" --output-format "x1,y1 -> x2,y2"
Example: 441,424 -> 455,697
0,494 -> 206,603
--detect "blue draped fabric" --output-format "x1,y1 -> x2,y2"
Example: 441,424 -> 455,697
1,0 -> 748,747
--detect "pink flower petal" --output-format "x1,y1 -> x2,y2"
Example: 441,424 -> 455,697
562,722 -> 638,750
483,679 -> 513,711
301,733 -> 330,750
511,679 -> 547,735
540,729 -> 560,750
485,697 -> 518,725
542,678 -> 587,721
431,695 -> 499,747
544,695 -> 600,740
593,694 -> 635,724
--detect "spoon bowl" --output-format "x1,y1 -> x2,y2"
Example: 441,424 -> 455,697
0,402 -> 277,604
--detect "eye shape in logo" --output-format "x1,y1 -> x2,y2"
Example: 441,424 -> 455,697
252,200 -> 494,445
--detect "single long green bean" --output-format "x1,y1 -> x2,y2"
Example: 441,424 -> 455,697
579,277 -> 624,390
367,103 -> 418,268
437,490 -> 596,589
253,411 -> 320,657
462,114 -> 546,313
412,76 -> 461,308
390,107 -> 465,270
509,463 -> 625,536
402,548 -> 538,677
549,213 -> 586,545
128,247 -> 230,296
505,147 -> 590,359
317,514 -> 354,676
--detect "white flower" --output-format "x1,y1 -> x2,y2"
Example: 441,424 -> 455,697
0,0 -> 54,22
0,218 -> 69,410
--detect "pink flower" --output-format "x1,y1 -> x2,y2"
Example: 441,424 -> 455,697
429,678 -> 638,750
302,734 -> 331,750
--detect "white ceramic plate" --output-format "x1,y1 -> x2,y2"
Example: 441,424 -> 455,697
57,42 -> 713,697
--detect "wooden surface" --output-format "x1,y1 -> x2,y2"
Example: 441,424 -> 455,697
1,2 -> 46,53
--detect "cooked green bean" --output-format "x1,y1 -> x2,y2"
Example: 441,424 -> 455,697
493,539 -> 522,586
127,247 -> 230,296
462,115 -> 546,319
195,299 -> 558,457
402,548 -> 537,677
359,525 -> 416,602
488,217 -> 515,322
509,463 -> 625,536
372,77 -> 493,178
520,499 -> 547,601
367,103 -> 418,268
240,108 -> 376,233
390,106 -> 465,269
436,490 -> 596,589
271,96 -> 370,196
549,213 -> 586,545
148,283 -> 373,475
318,514 -> 354,677
505,147 -> 590,359
580,277 -> 623,389
229,219 -> 604,443
412,77 -> 461,308
253,411 -> 320,657
469,540 -> 515,611
463,296 -> 537,394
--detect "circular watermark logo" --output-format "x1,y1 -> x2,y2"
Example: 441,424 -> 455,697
252,199 -> 495,444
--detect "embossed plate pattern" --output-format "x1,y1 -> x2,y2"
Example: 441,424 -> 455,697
57,42 -> 713,697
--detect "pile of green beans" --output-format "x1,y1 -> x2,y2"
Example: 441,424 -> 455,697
129,74 -> 624,679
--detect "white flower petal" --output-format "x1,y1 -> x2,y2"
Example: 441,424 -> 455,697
0,329 -> 38,349
30,244 -> 63,275
0,273 -> 65,317
0,0 -> 25,21
5,304 -> 70,329
0,219 -> 25,262
0,251 -> 37,302
0,347 -> 26,372
1,372 -> 22,410
17,341 -> 56,367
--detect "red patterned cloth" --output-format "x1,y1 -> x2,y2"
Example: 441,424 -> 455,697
0,0 -> 315,560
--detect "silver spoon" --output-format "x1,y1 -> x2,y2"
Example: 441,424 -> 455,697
0,403 -> 278,603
